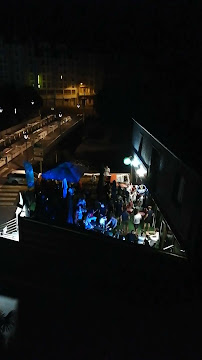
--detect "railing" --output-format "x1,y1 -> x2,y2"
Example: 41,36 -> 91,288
0,218 -> 19,241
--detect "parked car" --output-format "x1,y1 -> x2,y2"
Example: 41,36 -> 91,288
7,170 -> 38,185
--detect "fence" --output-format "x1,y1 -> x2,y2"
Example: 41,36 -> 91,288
0,217 -> 19,241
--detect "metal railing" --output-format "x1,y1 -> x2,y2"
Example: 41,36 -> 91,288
0,217 -> 19,241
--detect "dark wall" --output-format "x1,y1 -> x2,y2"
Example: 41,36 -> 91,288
18,217 -> 192,304
132,119 -> 202,261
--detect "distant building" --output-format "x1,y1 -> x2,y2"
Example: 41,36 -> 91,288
0,39 -> 105,111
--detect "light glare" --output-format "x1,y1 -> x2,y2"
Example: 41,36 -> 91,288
123,157 -> 131,165
136,165 -> 147,177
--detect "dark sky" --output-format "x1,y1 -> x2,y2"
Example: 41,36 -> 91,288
1,0 -> 201,104
1,0 -> 201,57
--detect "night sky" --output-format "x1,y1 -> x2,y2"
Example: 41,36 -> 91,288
1,0 -> 201,144
1,0 -> 201,85
1,0 -> 200,55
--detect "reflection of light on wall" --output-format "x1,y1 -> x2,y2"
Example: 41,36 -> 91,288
136,165 -> 147,177
0,294 -> 18,343
0,295 -> 18,313
131,154 -> 141,167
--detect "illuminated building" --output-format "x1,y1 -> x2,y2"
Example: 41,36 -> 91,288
0,39 -> 104,111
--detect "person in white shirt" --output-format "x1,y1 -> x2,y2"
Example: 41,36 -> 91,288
133,209 -> 142,232
104,166 -> 110,177
148,228 -> 160,247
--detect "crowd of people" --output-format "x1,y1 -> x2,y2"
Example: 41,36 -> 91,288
22,167 -> 160,248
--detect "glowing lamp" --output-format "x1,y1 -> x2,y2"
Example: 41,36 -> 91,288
123,157 -> 131,166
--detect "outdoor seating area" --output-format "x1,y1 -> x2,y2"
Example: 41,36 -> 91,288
23,162 -> 160,249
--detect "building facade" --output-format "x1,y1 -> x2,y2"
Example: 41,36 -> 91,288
0,39 -> 104,111
132,118 -> 202,264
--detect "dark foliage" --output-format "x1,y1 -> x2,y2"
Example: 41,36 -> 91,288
0,86 -> 43,130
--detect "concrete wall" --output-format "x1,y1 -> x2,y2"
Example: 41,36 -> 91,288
132,119 -> 202,260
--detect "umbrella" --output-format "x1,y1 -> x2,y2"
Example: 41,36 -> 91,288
42,162 -> 85,183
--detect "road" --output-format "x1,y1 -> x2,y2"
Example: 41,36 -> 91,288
0,117 -> 82,225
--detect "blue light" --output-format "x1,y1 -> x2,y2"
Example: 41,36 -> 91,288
23,161 -> 34,188
42,162 -> 84,183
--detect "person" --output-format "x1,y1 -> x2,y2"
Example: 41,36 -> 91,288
137,184 -> 146,195
126,230 -> 138,244
104,165 -> 110,177
148,228 -> 160,247
62,178 -> 68,199
115,198 -> 123,225
130,189 -> 137,203
144,237 -> 150,248
85,212 -> 97,230
77,197 -> 86,212
138,231 -> 146,245
144,205 -> 154,231
126,201 -> 133,220
100,203 -> 107,217
117,183 -> 122,196
138,195 -> 144,208
121,207 -> 129,233
133,209 -> 142,232
111,180 -> 117,202
91,174 -> 96,183
75,205 -> 83,225
106,214 -> 117,230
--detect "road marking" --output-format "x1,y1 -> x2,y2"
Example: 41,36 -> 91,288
0,189 -> 20,193
0,185 -> 27,190
0,184 -> 21,206
0,202 -> 15,206
0,197 -> 17,200
0,194 -> 17,198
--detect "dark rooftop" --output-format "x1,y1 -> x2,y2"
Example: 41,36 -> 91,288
0,218 -> 202,358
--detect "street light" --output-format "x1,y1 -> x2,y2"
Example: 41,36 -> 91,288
23,131 -> 29,161
31,100 -> 34,105
0,107 -> 3,113
123,155 -> 148,183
